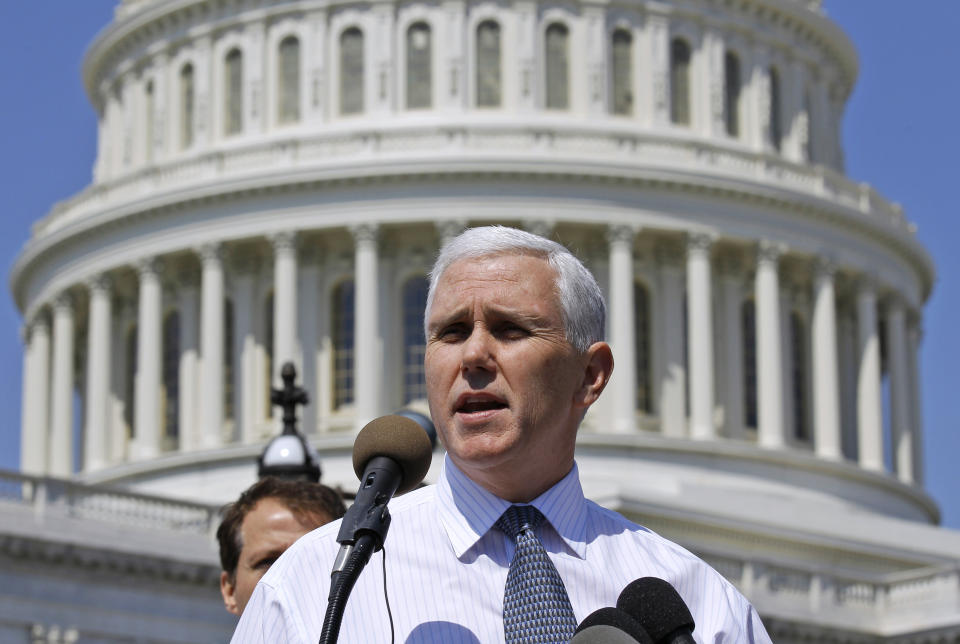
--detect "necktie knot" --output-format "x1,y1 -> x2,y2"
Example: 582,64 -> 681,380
496,505 -> 544,540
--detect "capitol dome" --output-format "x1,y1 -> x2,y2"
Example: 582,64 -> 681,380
10,0 -> 959,640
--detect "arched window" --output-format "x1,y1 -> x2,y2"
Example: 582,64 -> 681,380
332,280 -> 355,409
741,299 -> 757,429
180,63 -> 195,149
224,298 -> 235,421
635,282 -> 652,413
769,66 -> 782,150
406,23 -> 432,109
402,276 -> 429,403
279,37 -> 301,124
162,312 -> 180,442
340,28 -> 364,115
545,23 -> 569,110
611,29 -> 633,116
724,51 -> 741,137
225,48 -> 243,135
124,325 -> 137,438
264,292 -> 274,415
144,80 -> 154,161
476,20 -> 501,107
670,38 -> 691,126
790,312 -> 809,440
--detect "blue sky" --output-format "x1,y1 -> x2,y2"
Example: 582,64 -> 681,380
0,2 -> 957,528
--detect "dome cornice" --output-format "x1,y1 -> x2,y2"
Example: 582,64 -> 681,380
82,0 -> 858,114
10,125 -> 933,315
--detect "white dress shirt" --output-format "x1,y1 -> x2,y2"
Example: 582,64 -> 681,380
232,456 -> 771,643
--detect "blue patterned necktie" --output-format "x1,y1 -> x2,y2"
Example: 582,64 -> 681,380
496,505 -> 577,644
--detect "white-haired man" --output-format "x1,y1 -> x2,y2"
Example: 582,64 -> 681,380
233,226 -> 771,643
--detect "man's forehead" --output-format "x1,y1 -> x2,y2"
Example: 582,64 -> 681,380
438,251 -> 553,282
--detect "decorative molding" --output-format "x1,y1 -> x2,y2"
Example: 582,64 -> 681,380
349,222 -> 379,245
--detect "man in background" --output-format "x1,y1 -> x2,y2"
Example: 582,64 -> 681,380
217,477 -> 346,615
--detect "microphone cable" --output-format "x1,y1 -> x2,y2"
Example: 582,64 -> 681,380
381,545 -> 395,644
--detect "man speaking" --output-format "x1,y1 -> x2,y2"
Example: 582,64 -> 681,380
232,226 -> 771,642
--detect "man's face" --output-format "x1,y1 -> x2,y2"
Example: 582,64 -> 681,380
219,498 -> 322,616
425,253 -> 606,502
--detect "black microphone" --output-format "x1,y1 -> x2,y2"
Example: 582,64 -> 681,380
616,578 -> 696,644
320,415 -> 433,644
572,607 -> 654,643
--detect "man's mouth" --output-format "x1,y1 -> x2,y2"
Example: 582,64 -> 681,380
455,395 -> 508,414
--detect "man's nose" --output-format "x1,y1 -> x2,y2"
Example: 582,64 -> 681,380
461,325 -> 494,372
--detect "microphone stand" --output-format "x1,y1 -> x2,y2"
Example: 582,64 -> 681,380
318,457 -> 399,644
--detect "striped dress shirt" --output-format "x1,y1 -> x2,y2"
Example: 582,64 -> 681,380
232,456 -> 771,643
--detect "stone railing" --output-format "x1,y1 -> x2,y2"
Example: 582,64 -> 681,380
32,122 -> 909,240
701,551 -> 960,637
0,469 -> 221,537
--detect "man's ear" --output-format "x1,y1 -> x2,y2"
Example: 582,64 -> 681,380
575,342 -> 614,408
220,571 -> 241,616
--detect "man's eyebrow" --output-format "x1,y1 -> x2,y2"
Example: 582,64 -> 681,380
427,306 -> 469,333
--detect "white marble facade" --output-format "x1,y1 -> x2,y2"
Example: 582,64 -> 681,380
10,0 -> 960,641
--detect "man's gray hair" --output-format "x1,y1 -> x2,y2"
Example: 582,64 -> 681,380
425,226 -> 606,353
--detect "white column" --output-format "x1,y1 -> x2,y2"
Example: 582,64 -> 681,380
200,243 -> 225,448
177,275 -> 199,451
907,320 -> 924,485
657,249 -> 686,437
20,317 -> 50,475
756,241 -> 785,449
84,276 -> 112,472
353,223 -> 381,429
886,297 -> 913,483
686,233 -> 715,440
718,258 -> 744,438
299,252 -> 320,436
132,259 -> 162,460
856,278 -> 883,471
272,232 -> 299,383
233,268 -> 258,443
838,309 -> 858,460
811,257 -> 842,460
608,225 -> 637,433
49,294 -> 75,477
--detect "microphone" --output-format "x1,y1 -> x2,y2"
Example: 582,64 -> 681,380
617,578 -> 696,644
572,607 -> 654,643
334,414 -> 433,559
320,415 -> 433,644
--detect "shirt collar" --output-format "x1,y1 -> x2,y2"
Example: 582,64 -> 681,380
437,454 -> 589,560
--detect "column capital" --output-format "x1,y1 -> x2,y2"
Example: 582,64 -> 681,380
270,230 -> 298,253
686,231 -> 715,254
856,270 -> 879,294
350,223 -> 380,245
435,219 -> 467,245
27,312 -> 51,334
606,224 -> 639,246
813,254 -> 837,280
197,241 -> 225,265
756,240 -> 786,266
136,257 -> 163,278
53,291 -> 74,312
523,219 -> 555,240
85,273 -> 112,294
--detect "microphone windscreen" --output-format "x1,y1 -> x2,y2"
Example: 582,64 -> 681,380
616,578 -> 695,642
574,607 -> 653,643
352,415 -> 434,494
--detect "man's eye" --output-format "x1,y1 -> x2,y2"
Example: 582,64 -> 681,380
497,323 -> 528,339
253,557 -> 278,570
437,325 -> 467,341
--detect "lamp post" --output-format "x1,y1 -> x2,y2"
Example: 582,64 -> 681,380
258,362 -> 321,481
